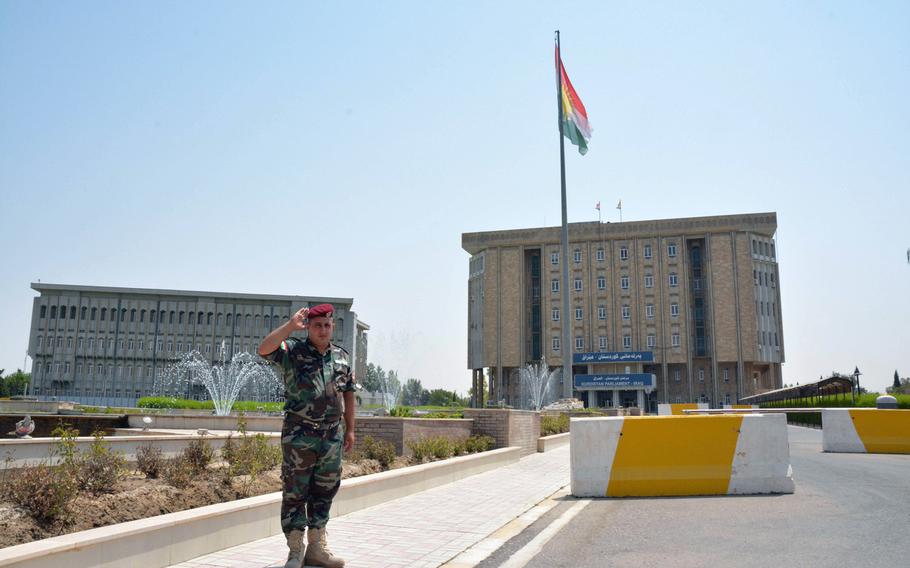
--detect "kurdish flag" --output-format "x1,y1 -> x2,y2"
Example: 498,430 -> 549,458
557,49 -> 592,155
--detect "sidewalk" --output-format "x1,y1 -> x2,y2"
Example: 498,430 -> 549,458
171,445 -> 570,568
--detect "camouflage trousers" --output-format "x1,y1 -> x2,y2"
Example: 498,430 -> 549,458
280,420 -> 343,535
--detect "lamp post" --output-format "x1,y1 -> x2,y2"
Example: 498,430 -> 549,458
853,366 -> 862,399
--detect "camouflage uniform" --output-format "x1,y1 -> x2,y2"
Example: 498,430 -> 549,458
263,337 -> 355,535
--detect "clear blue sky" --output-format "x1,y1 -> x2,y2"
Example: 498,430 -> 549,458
1,1 -> 908,394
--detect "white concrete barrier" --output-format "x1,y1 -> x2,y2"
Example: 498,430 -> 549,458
537,432 -> 570,452
657,403 -> 708,416
0,447 -> 521,568
571,414 -> 794,497
822,408 -> 910,454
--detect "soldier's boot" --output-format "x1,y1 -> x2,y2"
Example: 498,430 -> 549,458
283,529 -> 305,568
303,527 -> 345,568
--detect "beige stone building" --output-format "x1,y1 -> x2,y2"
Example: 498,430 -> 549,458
462,212 -> 784,410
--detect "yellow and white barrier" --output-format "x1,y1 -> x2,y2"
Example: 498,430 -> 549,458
822,408 -> 910,454
570,414 -> 795,497
657,403 -> 708,416
724,404 -> 759,410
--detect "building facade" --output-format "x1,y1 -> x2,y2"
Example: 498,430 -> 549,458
26,283 -> 369,407
462,212 -> 784,410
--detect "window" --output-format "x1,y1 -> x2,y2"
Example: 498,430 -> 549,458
552,307 -> 560,321
672,333 -> 680,347
598,306 -> 606,320
551,279 -> 560,292
150,310 -> 156,323
667,243 -> 678,257
575,307 -> 583,320
118,338 -> 124,350
752,240 -> 758,254
198,312 -> 204,325
37,336 -> 43,348
753,270 -> 759,285
775,332 -> 779,347
179,311 -> 184,324
620,246 -> 628,261
723,368 -> 729,383
167,341 -> 173,352
622,306 -> 630,319
643,244 -> 652,259
138,339 -> 144,351
671,303 -> 679,317
644,274 -> 653,288
121,308 -> 127,322
66,337 -> 73,349
552,336 -> 560,351
622,335 -> 632,349
157,339 -> 163,351
205,344 -> 212,354
669,273 -> 678,287
646,304 -> 654,319
674,368 -> 681,382
771,243 -> 776,258
100,307 -> 106,321
56,336 -> 62,348
128,339 -> 134,350
574,278 -> 582,292
70,306 -> 76,319
40,305 -> 47,318
169,311 -> 175,324
599,336 -> 607,350
130,309 -> 136,322
724,393 -> 731,405
80,306 -> 87,320
596,248 -> 605,261
597,275 -> 606,289
208,313 -> 214,325
64,362 -> 70,374
575,336 -> 584,350
574,249 -> 582,263
698,369 -> 705,382
770,271 -> 776,287
227,314 -> 233,326
647,334 -> 655,348
620,276 -> 629,289
97,364 -> 103,375
91,307 -> 97,320
177,342 -> 183,352
50,306 -> 57,319
551,252 -> 559,265
88,337 -> 94,350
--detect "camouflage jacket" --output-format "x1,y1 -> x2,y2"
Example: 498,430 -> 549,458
262,337 -> 355,425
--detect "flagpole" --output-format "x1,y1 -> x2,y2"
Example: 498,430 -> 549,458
555,30 -> 573,399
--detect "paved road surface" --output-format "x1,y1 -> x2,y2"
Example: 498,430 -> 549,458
487,426 -> 909,568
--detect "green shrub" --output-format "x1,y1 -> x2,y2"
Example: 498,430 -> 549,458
182,435 -> 215,473
420,411 -> 465,419
407,436 -> 454,462
222,432 -> 281,477
359,436 -> 396,469
136,444 -> 165,479
6,464 -> 78,522
463,435 -> 495,453
541,414 -> 570,436
137,397 -> 283,412
390,406 -> 414,417
79,431 -> 125,494
51,425 -> 80,475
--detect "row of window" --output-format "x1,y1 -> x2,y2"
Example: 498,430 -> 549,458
753,269 -> 776,287
36,335 -> 259,355
39,305 -> 288,329
752,239 -> 776,259
759,331 -> 781,348
757,301 -> 777,318
35,345 -> 261,377
551,302 -> 681,322
551,273 -> 680,293
551,332 -> 682,352
552,243 -> 679,266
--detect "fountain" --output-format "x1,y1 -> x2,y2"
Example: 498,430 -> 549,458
154,341 -> 281,416
519,360 -> 560,411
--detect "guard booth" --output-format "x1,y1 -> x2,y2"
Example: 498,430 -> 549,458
573,351 -> 656,410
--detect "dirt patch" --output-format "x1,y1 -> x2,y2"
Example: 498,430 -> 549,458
0,458 -> 410,550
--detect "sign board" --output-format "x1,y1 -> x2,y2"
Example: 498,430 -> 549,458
573,351 -> 654,364
574,373 -> 657,390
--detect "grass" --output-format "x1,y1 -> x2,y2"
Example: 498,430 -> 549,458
761,392 -> 910,427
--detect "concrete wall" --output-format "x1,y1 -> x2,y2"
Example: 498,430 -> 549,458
353,418 -> 473,457
463,409 -> 541,456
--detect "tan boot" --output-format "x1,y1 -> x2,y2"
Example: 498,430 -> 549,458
304,527 -> 345,568
283,529 -> 305,568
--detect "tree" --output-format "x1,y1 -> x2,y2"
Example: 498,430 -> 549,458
362,363 -> 383,393
401,378 -> 428,406
427,388 -> 460,407
0,369 -> 30,398
894,370 -> 901,391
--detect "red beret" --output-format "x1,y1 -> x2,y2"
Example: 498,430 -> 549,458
308,303 -> 334,319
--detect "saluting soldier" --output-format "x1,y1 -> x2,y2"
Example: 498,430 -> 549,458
259,303 -> 355,568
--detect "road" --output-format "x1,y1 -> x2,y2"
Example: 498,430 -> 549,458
479,426 -> 910,568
